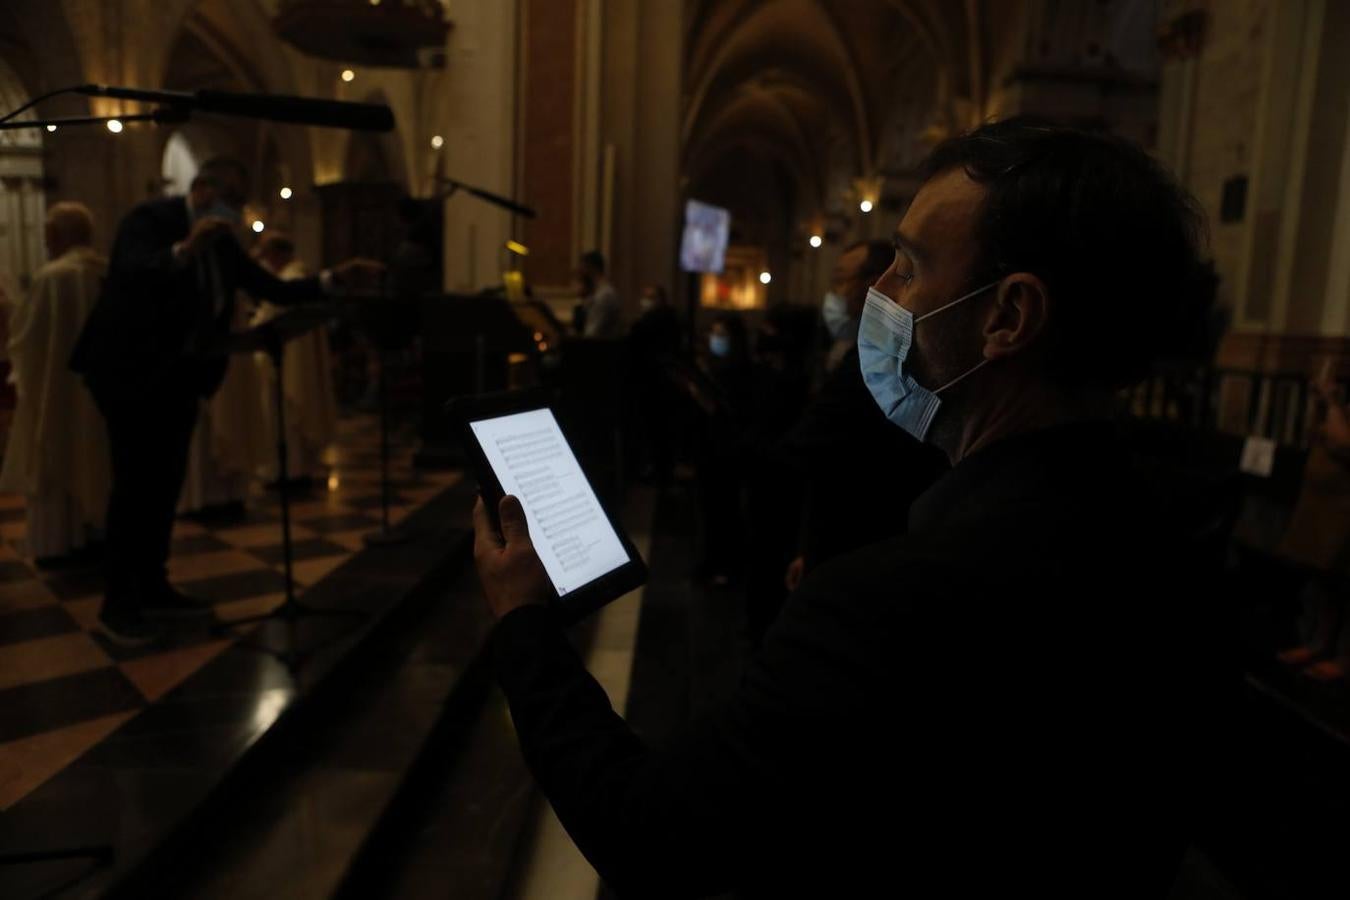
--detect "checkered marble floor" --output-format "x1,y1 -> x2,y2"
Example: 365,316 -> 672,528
0,414 -> 460,810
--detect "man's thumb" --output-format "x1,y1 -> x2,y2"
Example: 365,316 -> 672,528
499,495 -> 531,544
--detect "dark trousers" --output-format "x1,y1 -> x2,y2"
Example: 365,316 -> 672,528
89,380 -> 201,618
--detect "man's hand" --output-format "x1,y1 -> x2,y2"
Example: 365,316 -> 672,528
332,257 -> 386,291
473,495 -> 553,620
180,216 -> 236,258
784,555 -> 805,592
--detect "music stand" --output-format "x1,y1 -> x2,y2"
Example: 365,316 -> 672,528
340,290 -> 421,546
211,306 -> 363,667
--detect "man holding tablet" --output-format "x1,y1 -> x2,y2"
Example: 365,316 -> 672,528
473,118 -> 1216,897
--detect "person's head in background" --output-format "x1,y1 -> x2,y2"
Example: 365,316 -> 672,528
188,157 -> 249,221
639,284 -> 668,313
44,202 -> 95,260
578,250 -> 607,297
825,239 -> 892,338
865,115 -> 1204,464
255,233 -> 296,275
708,313 -> 749,367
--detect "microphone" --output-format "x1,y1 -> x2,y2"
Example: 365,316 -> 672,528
437,176 -> 538,219
75,84 -> 395,132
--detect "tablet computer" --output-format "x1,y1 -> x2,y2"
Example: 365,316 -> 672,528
450,391 -> 647,623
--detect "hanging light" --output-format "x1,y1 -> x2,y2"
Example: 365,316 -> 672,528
279,186 -> 293,200
759,271 -> 772,285
252,220 -> 265,233
341,69 -> 356,82
430,135 -> 444,149
106,119 -> 124,134
809,234 -> 823,248
45,124 -> 57,133
859,199 -> 873,213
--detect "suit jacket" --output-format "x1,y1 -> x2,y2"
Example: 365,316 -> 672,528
492,422 -> 1219,898
70,197 -> 324,396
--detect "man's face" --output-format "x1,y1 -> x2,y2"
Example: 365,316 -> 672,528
577,267 -> 596,296
830,245 -> 871,317
190,170 -> 247,216
215,170 -> 248,212
872,168 -> 990,392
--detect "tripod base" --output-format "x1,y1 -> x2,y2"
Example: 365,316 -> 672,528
212,598 -> 365,632
212,600 -> 368,673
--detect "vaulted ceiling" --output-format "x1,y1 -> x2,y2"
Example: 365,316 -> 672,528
682,0 -> 1003,243
682,0 -> 1160,253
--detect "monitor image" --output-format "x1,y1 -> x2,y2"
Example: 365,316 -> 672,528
679,199 -> 731,274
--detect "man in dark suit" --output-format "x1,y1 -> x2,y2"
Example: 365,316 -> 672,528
471,119 -> 1220,896
71,157 -> 376,645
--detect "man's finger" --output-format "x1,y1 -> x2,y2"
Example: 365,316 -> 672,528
498,495 -> 531,545
472,496 -> 503,550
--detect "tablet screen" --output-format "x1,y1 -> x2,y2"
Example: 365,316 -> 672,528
469,408 -> 632,596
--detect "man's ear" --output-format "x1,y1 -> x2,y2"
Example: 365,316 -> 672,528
983,273 -> 1049,361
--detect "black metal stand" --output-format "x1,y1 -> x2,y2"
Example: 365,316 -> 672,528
213,327 -> 363,670
364,343 -> 411,547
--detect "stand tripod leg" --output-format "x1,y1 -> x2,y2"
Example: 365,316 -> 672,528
212,336 -> 365,654
364,345 -> 410,547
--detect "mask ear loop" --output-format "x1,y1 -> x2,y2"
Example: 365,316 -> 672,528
914,278 -> 1001,324
920,278 -> 1003,394
934,358 -> 991,395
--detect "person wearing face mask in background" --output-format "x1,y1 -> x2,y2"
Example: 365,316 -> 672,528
70,156 -> 382,646
819,240 -> 884,376
764,240 -> 948,635
471,118 -> 1223,897
689,314 -> 754,583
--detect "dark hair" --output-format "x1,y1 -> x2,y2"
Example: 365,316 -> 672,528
843,239 -> 894,285
581,250 -> 606,274
919,116 -> 1207,389
258,233 -> 295,258
193,156 -> 250,190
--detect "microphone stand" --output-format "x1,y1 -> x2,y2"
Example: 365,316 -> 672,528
434,176 -> 538,219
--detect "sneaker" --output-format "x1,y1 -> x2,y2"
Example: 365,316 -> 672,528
97,612 -> 164,648
142,585 -> 216,621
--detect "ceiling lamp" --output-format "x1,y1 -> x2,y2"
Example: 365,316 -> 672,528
274,0 -> 453,68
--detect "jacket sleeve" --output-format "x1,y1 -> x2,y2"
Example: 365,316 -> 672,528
491,605 -> 794,898
225,241 -> 325,305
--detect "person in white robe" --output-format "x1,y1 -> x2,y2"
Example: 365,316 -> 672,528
252,233 -> 337,486
176,292 -> 274,514
0,203 -> 112,558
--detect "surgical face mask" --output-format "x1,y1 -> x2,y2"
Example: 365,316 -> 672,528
857,280 -> 999,442
821,291 -> 853,340
195,200 -> 243,225
709,333 -> 732,358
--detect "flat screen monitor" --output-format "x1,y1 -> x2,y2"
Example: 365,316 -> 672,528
679,199 -> 730,274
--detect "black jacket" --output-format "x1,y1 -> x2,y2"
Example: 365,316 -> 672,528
492,422 -> 1215,898
70,197 -> 324,396
781,345 -> 948,570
